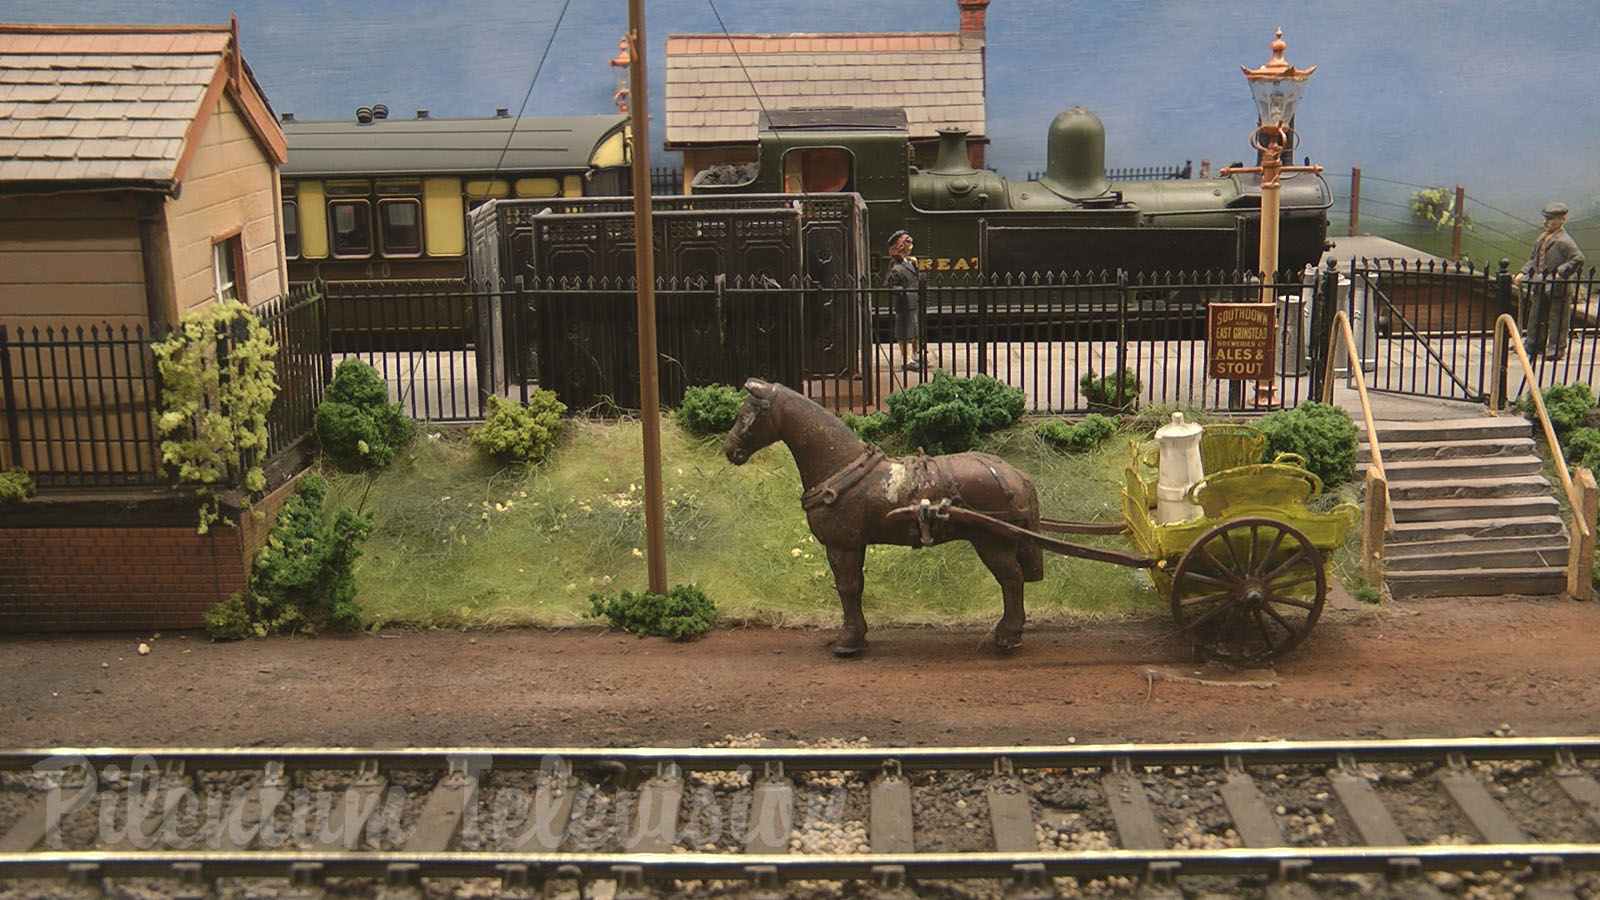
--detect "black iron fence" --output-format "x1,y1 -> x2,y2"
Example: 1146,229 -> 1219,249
256,286 -> 331,458
0,321 -> 164,487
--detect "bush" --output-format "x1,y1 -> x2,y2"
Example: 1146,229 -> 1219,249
883,371 -> 1025,455
587,584 -> 717,640
314,359 -> 415,470
1256,402 -> 1359,486
247,473 -> 374,635
470,391 -> 567,463
203,594 -> 251,641
1517,382 -> 1595,434
1037,414 -> 1117,452
675,384 -> 745,437
1080,369 -> 1141,410
842,410 -> 891,443
0,468 -> 35,506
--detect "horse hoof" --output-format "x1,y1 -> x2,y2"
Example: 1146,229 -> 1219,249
828,636 -> 866,657
978,631 -> 1022,655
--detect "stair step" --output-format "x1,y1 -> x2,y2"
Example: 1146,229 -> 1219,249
1386,568 -> 1568,599
1385,543 -> 1570,572
1383,475 -> 1553,501
1358,436 -> 1537,461
1389,514 -> 1566,542
1374,456 -> 1544,481
1386,533 -> 1571,557
1390,496 -> 1559,522
1363,417 -> 1533,443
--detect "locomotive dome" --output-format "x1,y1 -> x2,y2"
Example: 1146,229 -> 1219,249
1040,107 -> 1112,201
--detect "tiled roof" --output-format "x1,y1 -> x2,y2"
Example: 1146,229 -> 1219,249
664,32 -> 984,146
0,24 -> 282,188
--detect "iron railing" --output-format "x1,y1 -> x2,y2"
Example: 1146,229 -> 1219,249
0,321 -> 164,487
1026,163 -> 1193,182
254,286 -> 331,458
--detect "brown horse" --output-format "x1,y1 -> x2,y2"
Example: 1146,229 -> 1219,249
723,378 -> 1043,656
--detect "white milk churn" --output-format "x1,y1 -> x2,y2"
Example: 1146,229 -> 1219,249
1154,412 -> 1205,524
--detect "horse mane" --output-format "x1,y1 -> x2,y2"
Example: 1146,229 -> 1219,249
768,381 -> 867,449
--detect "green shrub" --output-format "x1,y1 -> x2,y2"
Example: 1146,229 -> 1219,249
1256,402 -> 1359,486
1037,414 -> 1118,452
203,594 -> 251,641
1353,586 -> 1383,605
883,371 -> 1025,455
675,384 -> 745,437
247,473 -> 373,635
0,468 -> 35,506
470,391 -> 567,462
1080,369 -> 1141,409
587,583 -> 717,640
314,359 -> 415,470
1516,382 -> 1595,433
842,410 -> 891,443
1562,426 -> 1600,470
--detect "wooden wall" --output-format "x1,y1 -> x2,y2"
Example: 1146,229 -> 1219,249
163,90 -> 285,318
0,194 -> 147,333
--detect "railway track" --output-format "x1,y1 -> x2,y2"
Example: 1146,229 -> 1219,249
2,737 -> 1598,898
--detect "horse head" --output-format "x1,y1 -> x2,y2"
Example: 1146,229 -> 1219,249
724,378 -> 779,465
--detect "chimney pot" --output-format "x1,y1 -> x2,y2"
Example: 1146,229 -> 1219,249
417,109 -> 430,119
496,107 -> 510,118
958,0 -> 989,49
280,112 -> 294,122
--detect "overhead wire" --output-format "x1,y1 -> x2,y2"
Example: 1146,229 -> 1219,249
489,0 -> 576,185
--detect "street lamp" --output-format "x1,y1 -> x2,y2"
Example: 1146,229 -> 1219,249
1222,28 -> 1321,404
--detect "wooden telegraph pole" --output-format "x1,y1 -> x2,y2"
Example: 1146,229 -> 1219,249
627,0 -> 667,593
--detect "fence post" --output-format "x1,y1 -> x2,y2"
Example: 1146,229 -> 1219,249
1450,184 -> 1465,261
1569,468 -> 1597,601
1363,467 -> 1387,588
1495,259 -> 1513,409
1348,166 -> 1360,236
1115,269 -> 1129,407
315,282 -> 332,384
1308,259 -> 1340,402
972,277 -> 986,377
0,326 -> 21,470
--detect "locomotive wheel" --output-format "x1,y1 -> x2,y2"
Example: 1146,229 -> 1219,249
1170,517 -> 1326,667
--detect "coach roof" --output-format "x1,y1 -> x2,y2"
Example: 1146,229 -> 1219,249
281,113 -> 628,177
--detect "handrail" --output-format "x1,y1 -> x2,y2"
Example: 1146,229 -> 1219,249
1318,309 -> 1395,531
1489,313 -> 1590,542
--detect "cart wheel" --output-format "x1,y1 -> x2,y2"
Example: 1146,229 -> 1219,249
1170,516 -> 1326,666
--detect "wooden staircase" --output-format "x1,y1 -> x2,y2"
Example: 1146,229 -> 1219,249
1362,417 -> 1570,599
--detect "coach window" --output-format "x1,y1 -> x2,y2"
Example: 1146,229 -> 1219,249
378,199 -> 422,256
465,179 -> 511,211
329,199 -> 373,257
515,177 -> 561,197
282,199 -> 300,259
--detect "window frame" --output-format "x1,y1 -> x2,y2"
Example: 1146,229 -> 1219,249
376,197 -> 424,257
328,198 -> 374,259
211,229 -> 245,303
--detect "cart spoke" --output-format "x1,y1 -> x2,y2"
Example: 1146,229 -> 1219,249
1266,571 -> 1319,594
1262,592 -> 1316,612
1180,597 -> 1237,633
1175,590 -> 1232,609
1251,609 -> 1280,651
1247,523 -> 1260,571
1182,570 -> 1232,589
1199,546 -> 1233,577
1259,526 -> 1289,575
1262,549 -> 1313,583
1261,602 -> 1304,633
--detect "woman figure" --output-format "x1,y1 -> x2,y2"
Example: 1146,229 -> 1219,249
885,230 -> 925,371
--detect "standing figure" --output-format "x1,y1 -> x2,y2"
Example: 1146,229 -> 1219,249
885,230 -> 926,371
1514,202 -> 1586,360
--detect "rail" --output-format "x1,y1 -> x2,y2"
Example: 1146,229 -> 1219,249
1318,309 -> 1394,585
1490,313 -> 1598,600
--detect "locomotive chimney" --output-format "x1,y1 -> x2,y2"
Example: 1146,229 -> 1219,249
930,128 -> 976,175
958,0 -> 989,50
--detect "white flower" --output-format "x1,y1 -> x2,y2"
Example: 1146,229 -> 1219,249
791,548 -> 803,557
632,548 -> 643,558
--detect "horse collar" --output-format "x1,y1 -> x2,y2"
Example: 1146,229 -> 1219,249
800,444 -> 884,510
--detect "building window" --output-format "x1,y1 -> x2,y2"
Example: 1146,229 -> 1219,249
282,199 -> 300,259
212,234 -> 243,302
329,199 -> 373,257
378,198 -> 422,256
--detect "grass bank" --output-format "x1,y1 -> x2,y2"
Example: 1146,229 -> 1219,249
323,408 -> 1361,631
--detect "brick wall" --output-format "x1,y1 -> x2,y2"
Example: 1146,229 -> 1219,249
0,526 -> 247,632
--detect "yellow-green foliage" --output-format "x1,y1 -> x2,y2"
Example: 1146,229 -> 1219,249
151,299 -> 278,532
203,594 -> 251,641
470,391 -> 567,462
1037,414 -> 1117,452
587,584 -> 717,640
0,468 -> 35,506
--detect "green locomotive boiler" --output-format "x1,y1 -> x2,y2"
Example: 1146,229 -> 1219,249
690,106 -> 1333,278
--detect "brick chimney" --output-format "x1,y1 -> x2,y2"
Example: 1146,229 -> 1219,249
958,0 -> 989,49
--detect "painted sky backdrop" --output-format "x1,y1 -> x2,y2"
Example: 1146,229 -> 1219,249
9,0 -> 1599,238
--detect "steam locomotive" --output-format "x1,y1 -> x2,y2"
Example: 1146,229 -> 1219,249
689,106 -> 1333,279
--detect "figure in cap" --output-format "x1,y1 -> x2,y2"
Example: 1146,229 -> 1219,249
884,230 -> 926,372
1514,201 -> 1586,359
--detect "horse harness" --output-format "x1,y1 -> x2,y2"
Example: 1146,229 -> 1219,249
802,445 -> 1025,547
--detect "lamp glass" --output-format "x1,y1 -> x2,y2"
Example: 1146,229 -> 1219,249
1250,78 -> 1307,127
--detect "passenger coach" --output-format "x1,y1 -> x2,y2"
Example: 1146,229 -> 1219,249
279,109 -> 630,283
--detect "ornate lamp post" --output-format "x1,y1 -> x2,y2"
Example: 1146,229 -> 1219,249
1222,29 -> 1321,404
